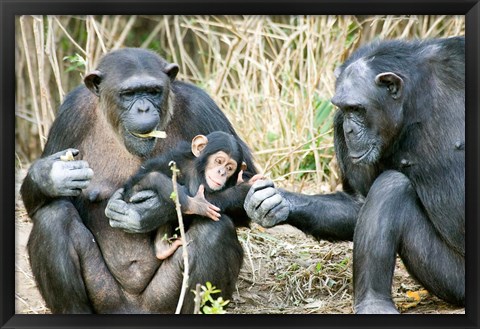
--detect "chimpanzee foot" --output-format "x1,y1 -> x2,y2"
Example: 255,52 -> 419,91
355,299 -> 399,314
155,239 -> 183,260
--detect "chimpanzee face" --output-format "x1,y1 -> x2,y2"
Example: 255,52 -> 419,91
332,58 -> 404,165
204,151 -> 238,191
115,75 -> 168,157
191,132 -> 244,193
84,48 -> 179,157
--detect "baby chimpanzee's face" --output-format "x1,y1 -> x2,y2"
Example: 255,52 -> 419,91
204,151 -> 238,191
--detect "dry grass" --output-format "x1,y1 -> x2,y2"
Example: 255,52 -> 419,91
230,222 -> 465,314
14,15 -> 465,315
15,15 -> 465,189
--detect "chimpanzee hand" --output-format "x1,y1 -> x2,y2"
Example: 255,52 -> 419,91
29,148 -> 93,197
183,185 -> 221,221
244,179 -> 290,228
105,188 -> 163,233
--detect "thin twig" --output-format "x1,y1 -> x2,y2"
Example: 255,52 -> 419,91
193,283 -> 202,314
170,161 -> 190,314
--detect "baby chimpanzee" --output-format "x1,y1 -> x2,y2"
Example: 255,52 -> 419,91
124,131 -> 260,259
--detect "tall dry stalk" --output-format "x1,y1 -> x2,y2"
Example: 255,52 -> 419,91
15,15 -> 465,192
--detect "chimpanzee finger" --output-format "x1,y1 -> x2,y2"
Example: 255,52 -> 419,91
249,174 -> 266,184
195,184 -> 205,198
207,208 -> 221,221
207,202 -> 221,212
70,168 -> 94,181
57,188 -> 82,197
250,179 -> 275,193
61,160 -> 91,171
244,186 -> 277,214
105,199 -> 128,219
255,193 -> 283,219
237,170 -> 244,184
263,197 -> 289,227
65,180 -> 90,190
105,190 -> 128,218
109,188 -> 125,201
49,148 -> 80,160
129,189 -> 157,203
106,202 -> 143,233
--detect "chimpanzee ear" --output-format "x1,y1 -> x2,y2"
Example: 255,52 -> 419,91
84,70 -> 103,97
164,63 -> 179,82
191,135 -> 208,157
375,72 -> 403,100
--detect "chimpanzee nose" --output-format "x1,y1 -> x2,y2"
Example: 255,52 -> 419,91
137,105 -> 150,113
218,168 -> 226,176
136,100 -> 150,113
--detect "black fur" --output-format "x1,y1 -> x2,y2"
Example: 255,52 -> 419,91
21,48 -> 255,313
274,37 -> 465,313
123,131 -> 246,212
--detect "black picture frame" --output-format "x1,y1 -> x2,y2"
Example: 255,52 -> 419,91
2,1 -> 479,329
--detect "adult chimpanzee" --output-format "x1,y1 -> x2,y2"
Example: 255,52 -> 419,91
123,131 -> 262,260
244,36 -> 465,314
21,48 -> 257,313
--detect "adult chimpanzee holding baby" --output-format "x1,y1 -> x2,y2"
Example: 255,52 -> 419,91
21,48 -> 257,313
123,131 -> 262,260
245,36 -> 465,313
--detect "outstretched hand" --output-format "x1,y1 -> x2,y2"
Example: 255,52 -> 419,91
184,185 -> 221,221
244,179 -> 290,228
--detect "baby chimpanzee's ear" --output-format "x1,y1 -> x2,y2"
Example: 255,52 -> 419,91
191,135 -> 209,157
241,161 -> 247,171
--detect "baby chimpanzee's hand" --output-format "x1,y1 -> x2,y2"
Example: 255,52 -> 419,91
183,185 -> 221,221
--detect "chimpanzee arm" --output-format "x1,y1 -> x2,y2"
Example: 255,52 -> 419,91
244,180 -> 361,241
108,170 -> 223,232
279,189 -> 360,241
21,87 -> 95,218
201,182 -> 256,227
127,171 -> 221,219
204,183 -> 248,211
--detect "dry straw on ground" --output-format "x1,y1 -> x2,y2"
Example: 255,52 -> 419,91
15,15 -> 465,314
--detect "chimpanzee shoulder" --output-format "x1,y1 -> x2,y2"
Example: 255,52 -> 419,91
170,81 -> 235,130
140,140 -> 193,174
42,86 -> 97,156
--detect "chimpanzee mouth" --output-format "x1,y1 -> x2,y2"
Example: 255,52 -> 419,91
350,146 -> 374,164
130,130 -> 167,140
206,176 -> 223,190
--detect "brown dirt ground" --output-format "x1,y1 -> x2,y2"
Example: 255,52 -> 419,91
14,169 -> 465,315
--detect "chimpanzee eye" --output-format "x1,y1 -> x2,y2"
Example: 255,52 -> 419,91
120,90 -> 135,98
215,158 -> 223,165
147,88 -> 161,96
